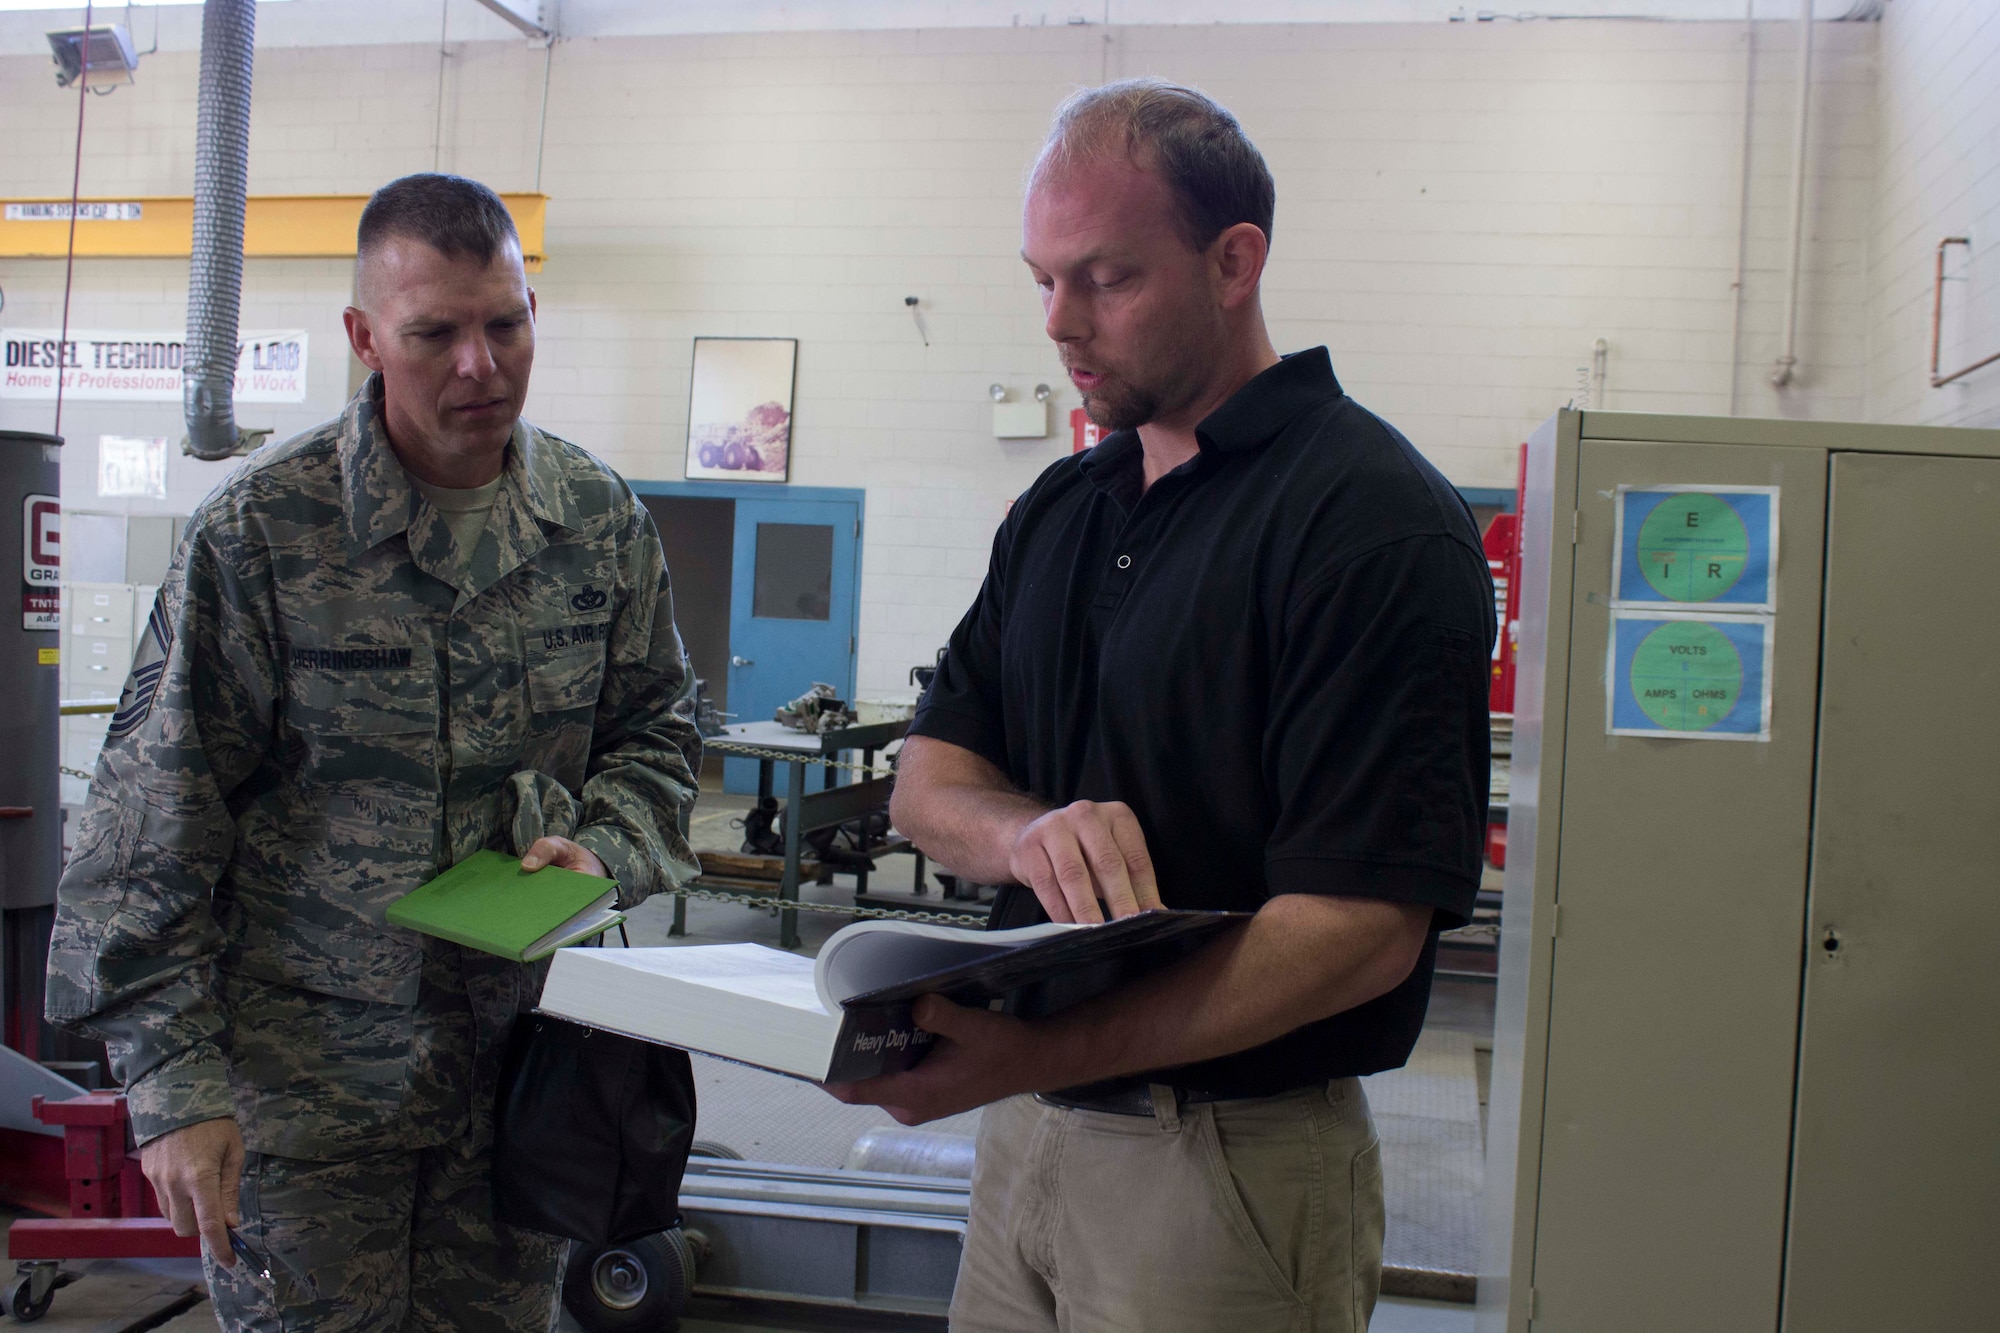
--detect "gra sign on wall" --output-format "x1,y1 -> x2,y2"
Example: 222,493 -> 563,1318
0,329 -> 308,403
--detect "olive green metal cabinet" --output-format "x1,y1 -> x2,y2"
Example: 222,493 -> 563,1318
1479,410 -> 2000,1333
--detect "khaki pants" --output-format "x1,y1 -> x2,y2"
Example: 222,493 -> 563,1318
205,1135 -> 566,1332
951,1080 -> 1384,1333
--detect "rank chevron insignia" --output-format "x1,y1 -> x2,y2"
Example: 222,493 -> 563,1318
108,595 -> 172,741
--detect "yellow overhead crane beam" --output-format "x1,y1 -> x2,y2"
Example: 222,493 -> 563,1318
0,194 -> 548,270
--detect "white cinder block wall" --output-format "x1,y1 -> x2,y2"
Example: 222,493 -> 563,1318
1866,0 -> 2000,429
0,13 -> 1964,700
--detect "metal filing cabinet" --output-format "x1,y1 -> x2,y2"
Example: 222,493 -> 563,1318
1480,410 -> 2000,1333
61,582 -> 138,798
58,513 -> 180,804
65,583 -> 136,710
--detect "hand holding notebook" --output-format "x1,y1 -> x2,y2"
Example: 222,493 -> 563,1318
387,849 -> 624,962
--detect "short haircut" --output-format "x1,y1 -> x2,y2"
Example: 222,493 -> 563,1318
356,173 -> 519,267
1034,78 -> 1275,253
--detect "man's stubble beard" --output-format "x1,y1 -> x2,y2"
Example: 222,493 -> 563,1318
1076,304 -> 1226,434
1080,377 -> 1162,434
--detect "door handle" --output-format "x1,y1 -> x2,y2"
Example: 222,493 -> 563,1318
731,655 -> 755,667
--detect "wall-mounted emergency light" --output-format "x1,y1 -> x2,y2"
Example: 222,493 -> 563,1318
991,383 -> 1052,439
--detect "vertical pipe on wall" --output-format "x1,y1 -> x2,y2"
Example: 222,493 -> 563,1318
1727,0 -> 1756,414
1099,0 -> 1112,84
432,0 -> 451,173
1770,0 -> 1814,388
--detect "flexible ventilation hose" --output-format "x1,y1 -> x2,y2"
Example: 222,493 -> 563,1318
182,0 -> 256,461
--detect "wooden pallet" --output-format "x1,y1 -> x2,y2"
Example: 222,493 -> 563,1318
696,850 -> 822,882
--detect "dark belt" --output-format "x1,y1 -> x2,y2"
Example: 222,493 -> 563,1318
1034,1084 -> 1233,1118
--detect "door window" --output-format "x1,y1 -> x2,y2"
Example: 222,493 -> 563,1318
752,522 -> 833,621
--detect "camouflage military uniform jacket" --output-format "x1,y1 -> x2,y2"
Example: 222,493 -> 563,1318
47,377 -> 701,1158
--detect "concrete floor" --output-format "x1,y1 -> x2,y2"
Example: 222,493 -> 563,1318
0,1238 -> 210,1332
0,1240 -> 1472,1333
659,1293 -> 1473,1333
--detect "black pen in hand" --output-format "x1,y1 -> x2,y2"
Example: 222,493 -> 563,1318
225,1228 -> 320,1300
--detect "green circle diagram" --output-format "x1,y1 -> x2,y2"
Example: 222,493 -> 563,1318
1629,621 -> 1743,731
1636,492 -> 1749,602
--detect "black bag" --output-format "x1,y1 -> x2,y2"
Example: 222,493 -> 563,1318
492,1014 -> 697,1245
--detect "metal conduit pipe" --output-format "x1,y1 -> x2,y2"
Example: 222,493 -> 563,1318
1770,0 -> 1814,389
1931,237 -> 2000,388
181,0 -> 257,461
1726,0 -> 1755,414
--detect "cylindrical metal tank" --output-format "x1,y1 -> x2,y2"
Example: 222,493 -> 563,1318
1,430 -> 61,912
844,1127 -> 978,1179
1,430 -> 61,1058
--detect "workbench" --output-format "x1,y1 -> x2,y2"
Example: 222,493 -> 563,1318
680,720 -> 911,949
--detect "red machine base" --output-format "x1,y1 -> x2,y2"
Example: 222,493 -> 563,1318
9,1217 -> 199,1260
5,1091 -> 198,1262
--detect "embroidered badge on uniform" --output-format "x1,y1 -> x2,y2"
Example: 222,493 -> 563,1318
570,584 -> 607,611
107,597 -> 172,741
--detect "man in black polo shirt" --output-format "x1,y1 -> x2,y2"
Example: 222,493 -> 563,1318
832,79 -> 1492,1330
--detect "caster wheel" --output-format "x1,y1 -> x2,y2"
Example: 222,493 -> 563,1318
9,1274 -> 54,1322
561,1229 -> 696,1332
689,1140 -> 742,1160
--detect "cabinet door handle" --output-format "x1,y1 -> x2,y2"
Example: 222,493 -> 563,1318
731,655 -> 755,668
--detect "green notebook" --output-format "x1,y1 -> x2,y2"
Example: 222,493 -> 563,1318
387,849 -> 625,963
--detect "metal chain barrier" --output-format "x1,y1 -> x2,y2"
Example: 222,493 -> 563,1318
704,738 -> 894,776
60,766 -> 94,782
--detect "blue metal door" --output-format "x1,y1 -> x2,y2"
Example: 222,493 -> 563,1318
724,495 -> 860,793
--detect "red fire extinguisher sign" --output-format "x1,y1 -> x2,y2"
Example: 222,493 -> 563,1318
1483,444 -> 1527,716
1070,408 -> 1101,454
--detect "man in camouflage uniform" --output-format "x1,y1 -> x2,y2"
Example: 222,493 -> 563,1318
46,174 -> 700,1330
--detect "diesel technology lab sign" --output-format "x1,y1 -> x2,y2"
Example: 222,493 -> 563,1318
0,328 -> 308,403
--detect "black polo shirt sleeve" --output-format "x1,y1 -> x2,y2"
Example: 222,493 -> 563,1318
908,508 -> 1017,774
1263,533 -> 1491,928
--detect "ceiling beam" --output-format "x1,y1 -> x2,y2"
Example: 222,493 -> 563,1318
0,194 -> 549,270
